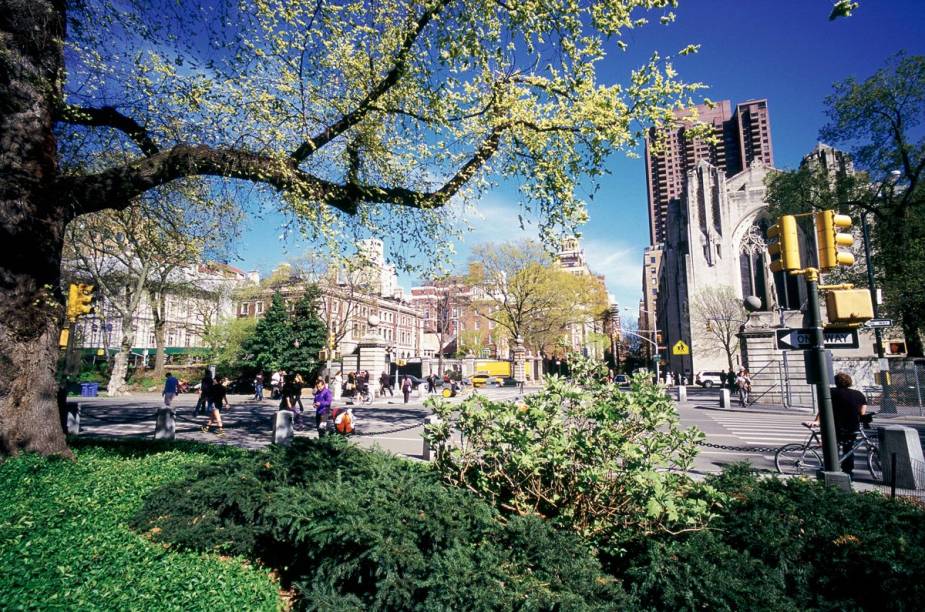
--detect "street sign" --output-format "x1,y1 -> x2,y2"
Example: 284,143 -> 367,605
776,328 -> 859,351
865,318 -> 893,328
672,340 -> 690,355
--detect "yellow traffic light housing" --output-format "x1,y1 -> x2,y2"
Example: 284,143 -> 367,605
825,288 -> 873,324
815,210 -> 855,270
66,283 -> 95,321
767,215 -> 801,273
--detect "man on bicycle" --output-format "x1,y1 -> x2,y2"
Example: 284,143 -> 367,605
805,372 -> 868,476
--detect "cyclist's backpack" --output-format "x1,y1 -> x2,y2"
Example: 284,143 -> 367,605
334,408 -> 354,434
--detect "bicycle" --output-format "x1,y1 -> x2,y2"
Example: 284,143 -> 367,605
774,413 -> 881,480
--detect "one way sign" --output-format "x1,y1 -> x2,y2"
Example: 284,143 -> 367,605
776,328 -> 859,351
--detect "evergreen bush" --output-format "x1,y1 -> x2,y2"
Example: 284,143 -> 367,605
619,464 -> 925,611
133,437 -> 628,610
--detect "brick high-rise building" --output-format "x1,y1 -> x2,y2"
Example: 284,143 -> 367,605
644,99 -> 774,246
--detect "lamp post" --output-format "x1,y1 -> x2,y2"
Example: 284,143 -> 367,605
626,306 -> 662,383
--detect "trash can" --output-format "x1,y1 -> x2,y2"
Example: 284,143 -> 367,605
80,383 -> 99,397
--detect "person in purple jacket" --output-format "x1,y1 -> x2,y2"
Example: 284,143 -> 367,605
312,379 -> 333,432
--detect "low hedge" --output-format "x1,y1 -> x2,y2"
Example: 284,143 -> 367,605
0,440 -> 281,611
132,437 -> 630,610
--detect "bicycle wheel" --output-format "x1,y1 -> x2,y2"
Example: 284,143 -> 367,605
775,444 -> 822,476
866,444 -> 883,482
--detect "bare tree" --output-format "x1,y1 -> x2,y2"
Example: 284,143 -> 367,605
690,286 -> 747,371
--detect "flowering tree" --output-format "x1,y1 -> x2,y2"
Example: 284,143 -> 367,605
1,0 -> 706,455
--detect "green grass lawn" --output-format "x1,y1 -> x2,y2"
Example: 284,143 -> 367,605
0,440 -> 281,611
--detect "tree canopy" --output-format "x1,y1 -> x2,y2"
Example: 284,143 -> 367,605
766,53 -> 925,355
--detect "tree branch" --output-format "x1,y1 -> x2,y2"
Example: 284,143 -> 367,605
289,0 -> 448,163
60,126 -> 503,217
56,103 -> 160,157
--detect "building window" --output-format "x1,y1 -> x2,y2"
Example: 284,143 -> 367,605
256,301 -> 264,315
239,302 -> 250,316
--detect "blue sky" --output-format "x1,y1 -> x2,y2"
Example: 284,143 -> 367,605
237,0 -> 925,320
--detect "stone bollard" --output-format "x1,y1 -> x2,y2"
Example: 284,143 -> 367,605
66,402 -> 81,436
719,389 -> 731,409
155,408 -> 176,440
273,410 -> 294,446
422,415 -> 441,461
878,425 -> 925,489
676,385 -> 687,402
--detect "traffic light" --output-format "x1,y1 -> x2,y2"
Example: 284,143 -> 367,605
66,283 -> 95,321
825,289 -> 873,325
767,215 -> 801,273
815,209 -> 855,270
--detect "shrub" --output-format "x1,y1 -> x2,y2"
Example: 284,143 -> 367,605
423,355 -> 716,553
0,440 -> 280,610
133,437 -> 631,610
618,464 -> 925,611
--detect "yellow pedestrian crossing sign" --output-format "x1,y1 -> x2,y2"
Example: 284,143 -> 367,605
672,340 -> 690,356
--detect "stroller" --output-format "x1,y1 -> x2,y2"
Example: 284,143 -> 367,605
326,406 -> 355,435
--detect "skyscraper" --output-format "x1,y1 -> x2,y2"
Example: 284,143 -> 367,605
644,99 -> 774,246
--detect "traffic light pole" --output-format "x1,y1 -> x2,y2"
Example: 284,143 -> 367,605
860,211 -> 884,359
804,269 -> 840,473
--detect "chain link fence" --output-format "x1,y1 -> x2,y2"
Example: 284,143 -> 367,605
880,359 -> 925,416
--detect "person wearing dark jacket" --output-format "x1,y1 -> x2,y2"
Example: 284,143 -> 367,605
195,370 -> 213,415
202,378 -> 229,436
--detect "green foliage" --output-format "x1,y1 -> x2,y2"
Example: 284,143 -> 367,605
423,355 -> 714,553
204,316 -> 258,376
619,464 -> 925,611
242,292 -> 292,373
240,289 -> 327,377
133,437 -> 628,610
0,440 -> 280,610
282,285 -> 327,377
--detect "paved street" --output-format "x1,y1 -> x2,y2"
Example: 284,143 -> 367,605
69,386 -> 925,482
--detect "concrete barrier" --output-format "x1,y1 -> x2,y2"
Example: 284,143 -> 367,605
155,408 -> 175,440
719,389 -> 731,408
66,403 -> 81,436
676,385 -> 687,402
273,410 -> 294,446
422,415 -> 441,461
878,425 -> 925,489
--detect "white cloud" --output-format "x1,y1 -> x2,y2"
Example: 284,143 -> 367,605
581,237 -> 644,317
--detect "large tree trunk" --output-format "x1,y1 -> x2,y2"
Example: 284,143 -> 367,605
0,1 -> 72,457
107,315 -> 134,396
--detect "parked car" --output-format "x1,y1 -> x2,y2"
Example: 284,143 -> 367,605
695,371 -> 725,388
396,374 -> 426,389
613,374 -> 630,388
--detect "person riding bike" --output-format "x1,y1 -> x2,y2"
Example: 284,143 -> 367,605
804,372 -> 868,476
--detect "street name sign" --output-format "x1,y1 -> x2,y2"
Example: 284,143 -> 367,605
776,328 -> 859,351
865,318 -> 893,328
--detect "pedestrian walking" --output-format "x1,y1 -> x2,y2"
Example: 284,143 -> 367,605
426,374 -> 435,394
332,371 -> 343,400
195,369 -> 213,415
162,372 -> 180,408
292,373 -> 305,411
379,371 -> 393,397
401,375 -> 412,403
270,370 -> 282,399
253,372 -> 264,401
735,369 -> 752,406
313,379 -> 333,433
727,368 -> 736,391
202,377 -> 230,436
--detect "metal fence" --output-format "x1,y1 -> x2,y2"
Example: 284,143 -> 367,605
873,455 -> 925,506
880,359 -> 925,417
